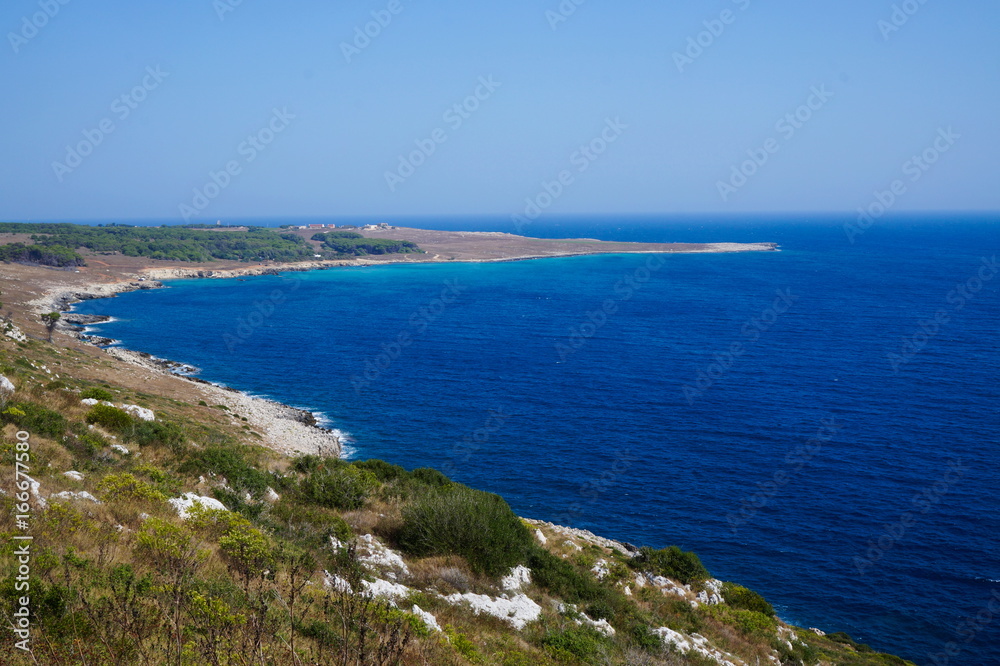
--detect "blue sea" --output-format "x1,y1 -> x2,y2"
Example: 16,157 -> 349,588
73,215 -> 999,665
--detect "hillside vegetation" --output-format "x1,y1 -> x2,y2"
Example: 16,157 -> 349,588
1,332 -> 913,665
0,223 -> 422,266
311,231 -> 423,257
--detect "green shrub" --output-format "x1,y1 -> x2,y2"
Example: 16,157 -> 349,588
97,473 -> 167,503
45,380 -> 67,391
527,547 -> 608,604
353,459 -> 408,482
397,486 -> 533,577
540,626 -> 609,661
411,467 -> 451,487
80,387 -> 114,401
178,445 -> 270,498
1,402 -> 67,438
722,582 -> 774,616
129,420 -> 186,452
298,464 -> 378,510
267,500 -> 352,545
632,545 -> 709,584
85,404 -> 133,431
723,608 -> 776,638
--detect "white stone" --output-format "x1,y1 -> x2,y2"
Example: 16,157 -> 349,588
411,605 -> 442,632
534,529 -> 547,545
63,470 -> 84,481
81,398 -> 99,406
168,492 -> 227,519
591,559 -> 610,580
356,534 -> 409,579
501,565 -> 532,592
111,444 -> 130,455
697,579 -> 724,605
122,404 -> 155,421
323,571 -> 353,594
0,375 -> 14,393
443,592 -> 541,630
5,324 -> 27,343
264,487 -> 280,502
654,627 -> 740,666
362,578 -> 413,604
559,603 -> 616,637
50,491 -> 101,504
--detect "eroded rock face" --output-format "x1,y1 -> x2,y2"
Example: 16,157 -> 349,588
501,565 -> 532,592
442,592 -> 542,630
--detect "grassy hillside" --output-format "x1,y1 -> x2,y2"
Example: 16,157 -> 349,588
1,333 -> 913,665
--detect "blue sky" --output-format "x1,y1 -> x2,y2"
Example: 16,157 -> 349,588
1,0 -> 997,221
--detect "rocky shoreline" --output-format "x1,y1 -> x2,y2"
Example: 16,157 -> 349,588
30,278 -> 346,458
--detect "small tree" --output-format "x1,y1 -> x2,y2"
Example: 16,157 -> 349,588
41,311 -> 60,342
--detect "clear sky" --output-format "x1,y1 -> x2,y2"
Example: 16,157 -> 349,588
1,0 -> 997,221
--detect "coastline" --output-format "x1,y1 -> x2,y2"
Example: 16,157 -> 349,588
23,241 -> 778,461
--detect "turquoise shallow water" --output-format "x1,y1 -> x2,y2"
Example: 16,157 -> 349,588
74,216 -> 1000,664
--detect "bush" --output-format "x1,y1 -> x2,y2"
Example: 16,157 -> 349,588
723,608 -> 776,638
97,473 -> 167,503
396,486 -> 533,577
540,626 -> 610,661
267,500 -> 353,546
527,547 -> 607,604
722,582 -> 774,616
179,445 -> 270,498
130,420 -> 186,452
1,401 -> 68,439
298,464 -> 378,510
353,459 -> 408,482
85,404 -> 133,431
411,467 -> 451,488
632,546 -> 709,584
80,387 -> 114,401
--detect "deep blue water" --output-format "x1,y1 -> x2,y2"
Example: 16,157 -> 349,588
74,215 -> 999,665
